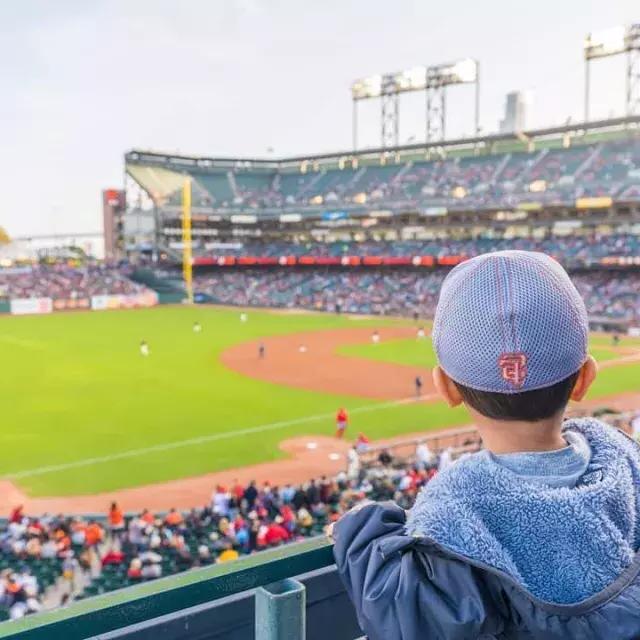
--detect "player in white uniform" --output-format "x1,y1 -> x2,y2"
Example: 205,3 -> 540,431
193,321 -> 202,333
371,330 -> 380,344
139,341 -> 150,357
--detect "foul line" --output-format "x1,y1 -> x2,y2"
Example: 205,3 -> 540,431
4,394 -> 437,480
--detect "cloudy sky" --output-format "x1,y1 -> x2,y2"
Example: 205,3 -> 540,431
1,0 -> 637,237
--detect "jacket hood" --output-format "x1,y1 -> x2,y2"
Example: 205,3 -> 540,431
405,418 -> 640,604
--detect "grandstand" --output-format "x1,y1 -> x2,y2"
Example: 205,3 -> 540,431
123,117 -> 640,231
117,119 -> 640,332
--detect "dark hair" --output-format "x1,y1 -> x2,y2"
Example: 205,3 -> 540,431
454,370 -> 580,422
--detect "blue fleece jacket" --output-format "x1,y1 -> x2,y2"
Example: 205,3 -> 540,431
405,418 -> 640,604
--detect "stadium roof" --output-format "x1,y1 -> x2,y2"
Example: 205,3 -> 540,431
126,115 -> 640,170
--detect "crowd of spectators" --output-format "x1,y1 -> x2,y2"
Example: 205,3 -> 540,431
0,264 -> 149,301
193,267 -> 640,323
0,459 -> 443,616
194,233 -> 640,266
185,138 -> 640,211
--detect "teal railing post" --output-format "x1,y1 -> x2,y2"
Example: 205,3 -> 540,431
255,578 -> 306,640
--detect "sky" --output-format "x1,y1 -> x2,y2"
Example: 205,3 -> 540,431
1,0 -> 638,237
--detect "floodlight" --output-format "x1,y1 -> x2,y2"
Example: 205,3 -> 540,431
584,23 -> 640,121
584,25 -> 626,59
351,75 -> 383,99
450,58 -> 478,83
396,66 -> 427,91
351,57 -> 479,148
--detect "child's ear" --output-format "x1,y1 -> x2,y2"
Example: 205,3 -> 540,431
570,355 -> 598,402
433,366 -> 463,407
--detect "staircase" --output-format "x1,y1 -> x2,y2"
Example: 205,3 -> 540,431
517,148 -> 548,184
298,171 -> 325,198
346,167 -> 366,192
574,144 -> 602,179
227,171 -> 239,199
490,153 -> 511,184
392,161 -> 413,183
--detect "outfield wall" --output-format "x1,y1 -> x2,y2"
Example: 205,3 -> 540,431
1,292 -> 158,315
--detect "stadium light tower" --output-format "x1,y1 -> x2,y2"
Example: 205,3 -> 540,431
584,23 -> 640,122
351,59 -> 480,149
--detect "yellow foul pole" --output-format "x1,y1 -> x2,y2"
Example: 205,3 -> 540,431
182,177 -> 194,304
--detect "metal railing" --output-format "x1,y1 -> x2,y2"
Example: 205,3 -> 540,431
358,425 -> 480,466
0,538 -> 335,640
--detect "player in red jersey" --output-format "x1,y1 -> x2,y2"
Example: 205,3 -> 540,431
335,407 -> 349,438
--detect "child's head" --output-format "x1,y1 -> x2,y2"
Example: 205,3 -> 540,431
431,251 -> 597,424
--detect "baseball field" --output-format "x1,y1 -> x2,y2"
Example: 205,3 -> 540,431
1,305 -> 639,504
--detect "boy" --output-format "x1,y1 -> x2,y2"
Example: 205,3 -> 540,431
332,251 -> 640,640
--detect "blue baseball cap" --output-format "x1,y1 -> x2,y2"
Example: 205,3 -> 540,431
432,251 -> 589,394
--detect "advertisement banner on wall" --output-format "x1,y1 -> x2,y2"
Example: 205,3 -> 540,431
90,295 -> 110,311
10,298 -> 53,315
52,298 -> 91,311
91,292 -> 158,311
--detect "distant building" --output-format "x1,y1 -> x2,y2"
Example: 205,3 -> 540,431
499,91 -> 527,133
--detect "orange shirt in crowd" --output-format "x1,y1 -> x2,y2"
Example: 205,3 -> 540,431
109,506 -> 125,528
217,548 -> 239,563
165,510 -> 184,526
85,523 -> 104,546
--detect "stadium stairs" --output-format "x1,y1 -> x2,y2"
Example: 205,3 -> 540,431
0,538 -> 362,640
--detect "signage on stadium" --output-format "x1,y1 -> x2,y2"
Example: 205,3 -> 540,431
516,202 -> 543,211
193,254 -> 466,268
52,298 -> 91,311
10,297 -> 53,315
601,256 -> 640,266
422,207 -> 448,217
322,211 -> 348,221
90,292 -> 158,311
279,214 -> 302,223
575,196 -> 613,209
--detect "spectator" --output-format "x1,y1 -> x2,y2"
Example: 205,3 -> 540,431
355,433 -> 370,453
164,508 -> 184,528
244,480 -> 258,510
108,502 -> 125,541
378,449 -> 393,467
415,440 -> 435,469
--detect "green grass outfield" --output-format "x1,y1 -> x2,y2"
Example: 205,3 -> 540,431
1,306 -> 638,497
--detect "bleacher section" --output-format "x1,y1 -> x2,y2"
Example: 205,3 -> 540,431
126,132 -> 640,214
192,173 -> 235,205
191,266 -> 640,323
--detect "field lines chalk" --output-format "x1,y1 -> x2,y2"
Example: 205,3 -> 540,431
5,394 -> 436,480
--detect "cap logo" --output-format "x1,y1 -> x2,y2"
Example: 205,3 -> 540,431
499,352 -> 528,389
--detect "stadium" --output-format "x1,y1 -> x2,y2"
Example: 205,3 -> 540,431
1,7 -> 640,639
